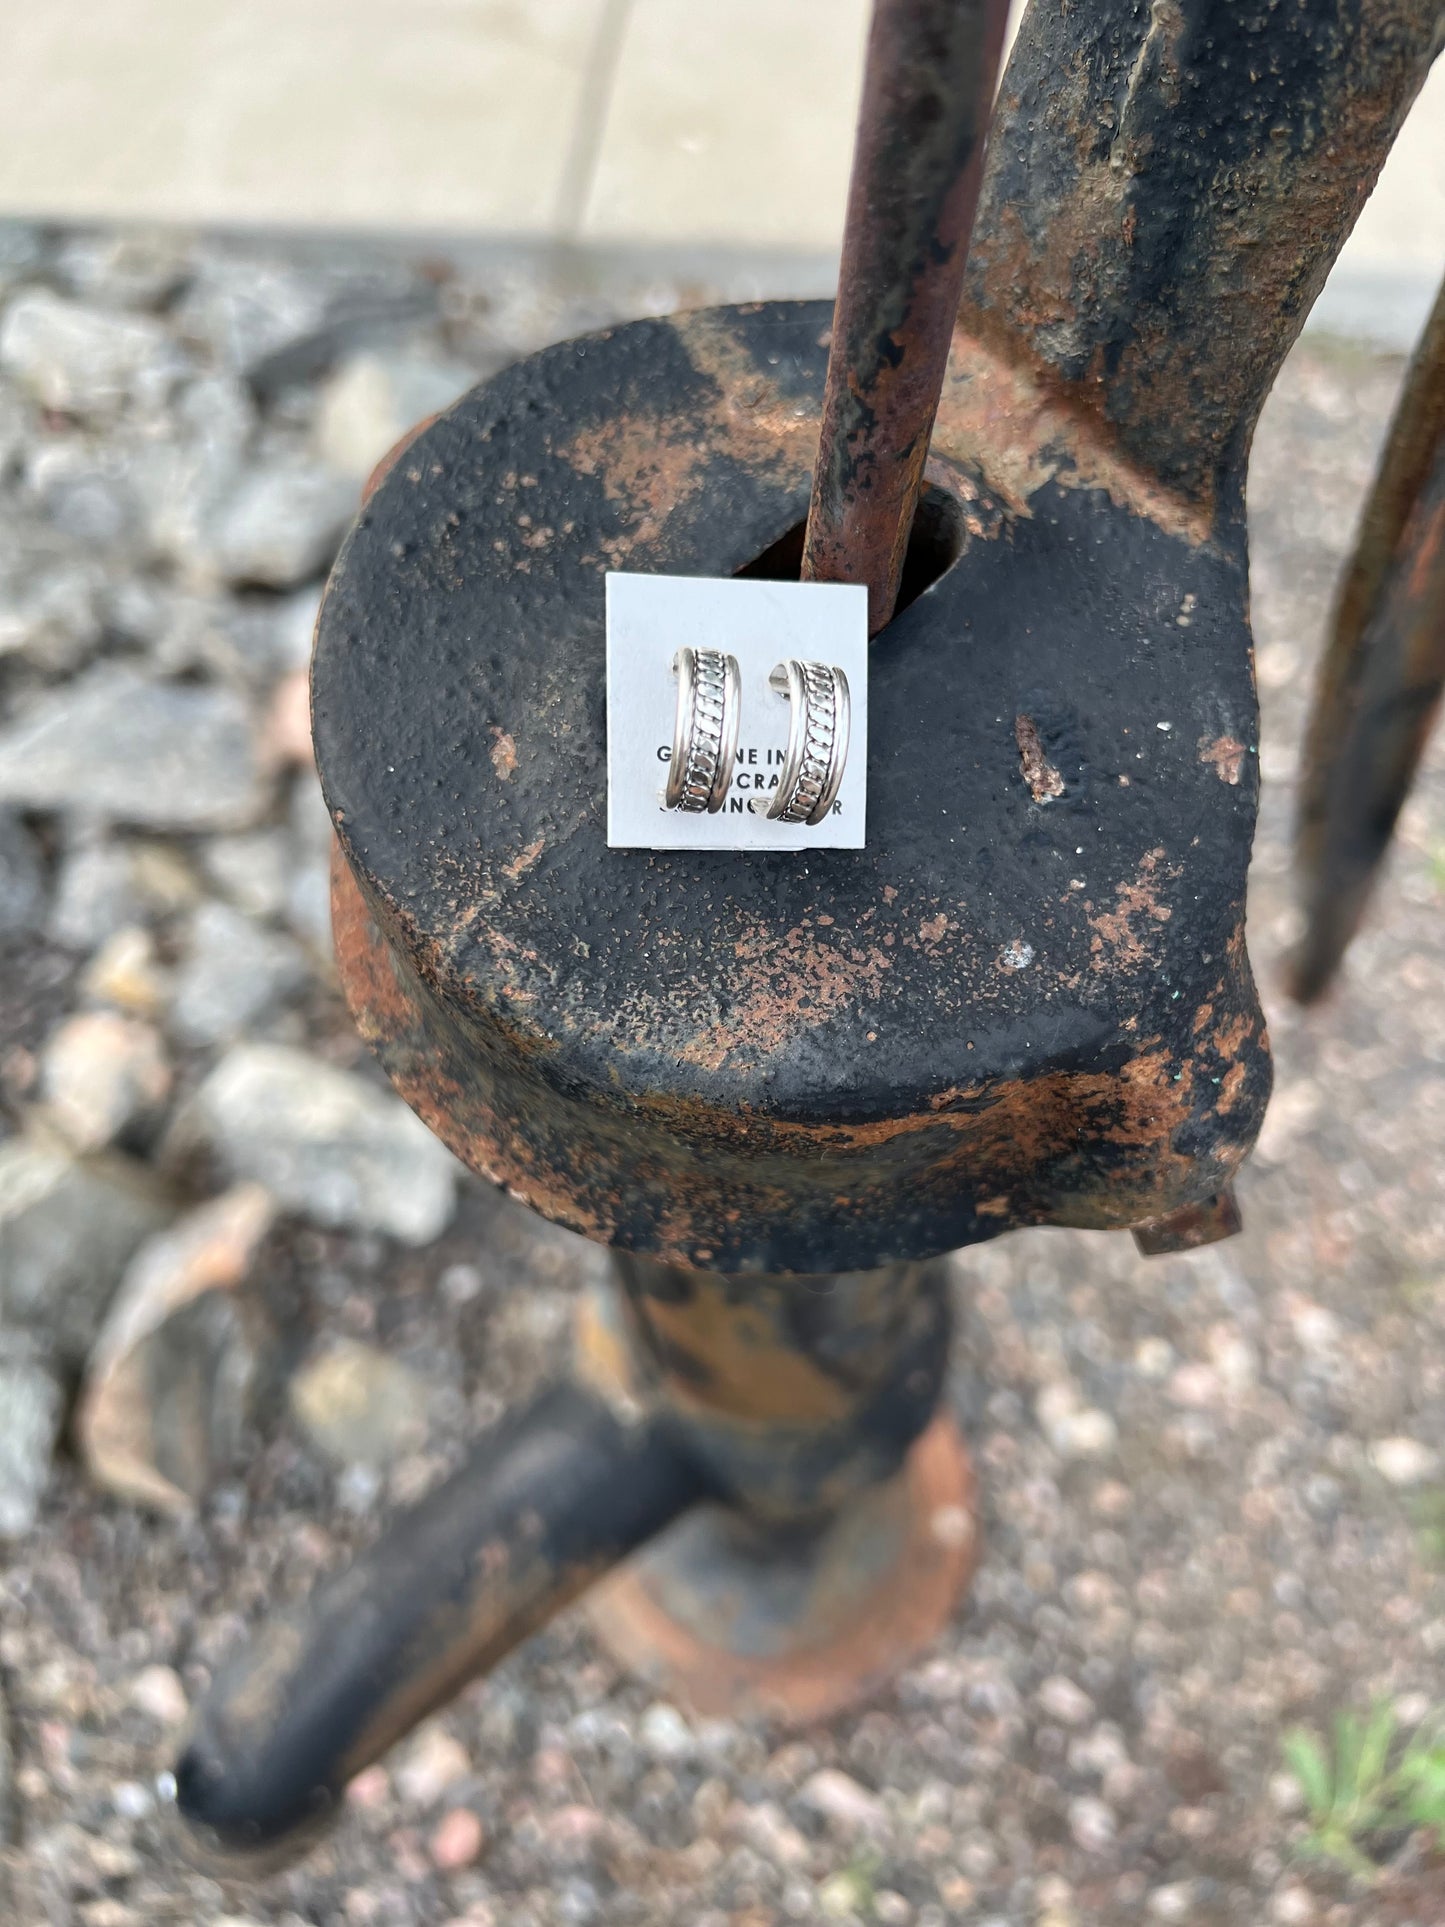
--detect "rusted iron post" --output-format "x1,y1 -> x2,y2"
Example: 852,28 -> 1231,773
801,0 -> 1009,634
1293,273 -> 1445,1001
175,1254 -> 972,1866
173,0 -> 1444,1873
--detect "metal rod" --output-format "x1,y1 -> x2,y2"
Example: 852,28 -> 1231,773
801,0 -> 1009,635
1291,403 -> 1445,1002
173,1381 -> 700,1867
1293,270 -> 1445,999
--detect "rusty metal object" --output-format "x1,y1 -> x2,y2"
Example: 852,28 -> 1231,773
174,1378 -> 698,1864
801,0 -> 1009,633
316,305 -> 1271,1274
1131,1183 -> 1243,1256
1293,273 -> 1445,1001
176,1248 -> 968,1861
962,0 -> 1444,512
590,1411 -> 978,1726
175,0 -> 1445,1868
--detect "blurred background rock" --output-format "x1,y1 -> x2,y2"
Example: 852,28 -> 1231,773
0,7 -> 1444,1926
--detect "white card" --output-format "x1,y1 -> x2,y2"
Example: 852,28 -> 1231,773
605,571 -> 868,851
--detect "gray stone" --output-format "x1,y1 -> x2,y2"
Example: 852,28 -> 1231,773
0,1132 -> 173,1365
0,530 -> 104,671
202,831 -> 291,920
173,248 -> 436,391
0,1334 -> 64,1539
54,230 -> 193,311
196,457 -> 355,589
0,666 -> 267,830
286,772 -> 337,954
49,840 -> 144,950
24,435 -> 144,548
39,1011 -> 171,1153
78,1186 -> 274,1515
0,386 -> 32,480
0,812 -> 44,936
132,375 -> 256,573
168,1043 -> 457,1244
0,221 -> 44,291
316,347 -> 474,481
289,1336 -> 432,1469
170,902 -> 309,1044
0,290 -> 189,420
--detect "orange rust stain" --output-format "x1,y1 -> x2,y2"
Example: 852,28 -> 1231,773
638,1287 -> 852,1425
934,322 -> 1210,547
1217,1061 -> 1248,1111
1198,734 -> 1246,784
557,315 -> 816,566
659,921 -> 894,1075
1015,714 -> 1065,801
1087,848 -> 1179,972
489,727 -> 518,781
502,836 -> 545,883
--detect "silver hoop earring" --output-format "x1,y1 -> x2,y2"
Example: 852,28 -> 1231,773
760,659 -> 851,825
664,647 -> 741,813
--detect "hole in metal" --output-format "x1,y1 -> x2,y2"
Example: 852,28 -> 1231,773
735,484 -> 966,619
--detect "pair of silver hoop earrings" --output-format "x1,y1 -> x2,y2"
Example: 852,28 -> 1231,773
663,647 -> 851,826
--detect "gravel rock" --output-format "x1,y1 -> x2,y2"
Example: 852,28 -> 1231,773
169,1042 -> 457,1242
173,249 -> 436,391
285,771 -> 337,953
1368,1435 -> 1439,1486
0,1335 -> 64,1538
0,290 -> 188,419
39,1010 -> 171,1151
0,666 -> 267,830
0,1132 -> 172,1364
0,219 -> 44,289
798,1769 -> 886,1836
133,375 -> 257,571
80,925 -> 169,1016
196,456 -> 355,588
170,901 -> 309,1044
393,1726 -> 471,1807
201,830 -> 291,920
0,533 -> 104,670
54,229 -> 193,311
49,842 -> 146,950
128,1663 -> 188,1729
78,1185 -> 275,1514
0,810 -> 45,935
0,1670 -> 13,1844
639,1701 -> 695,1763
1037,1675 -> 1095,1727
316,347 -> 474,481
289,1336 -> 433,1468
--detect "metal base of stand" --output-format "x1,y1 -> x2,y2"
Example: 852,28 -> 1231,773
587,1413 -> 978,1725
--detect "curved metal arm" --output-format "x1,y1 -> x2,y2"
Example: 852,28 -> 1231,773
173,1381 -> 701,1868
963,0 -> 1444,512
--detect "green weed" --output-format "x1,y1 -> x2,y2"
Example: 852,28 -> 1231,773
1282,1701 -> 1445,1880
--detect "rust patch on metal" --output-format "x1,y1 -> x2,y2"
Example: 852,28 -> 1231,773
1198,734 -> 1245,785
1087,848 -> 1179,971
588,1414 -> 979,1727
1015,714 -> 1065,801
932,330 -> 1211,546
501,835 -> 545,883
488,728 -> 517,781
1132,1183 -> 1242,1256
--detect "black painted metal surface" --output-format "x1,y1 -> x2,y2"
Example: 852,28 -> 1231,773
315,299 -> 1270,1272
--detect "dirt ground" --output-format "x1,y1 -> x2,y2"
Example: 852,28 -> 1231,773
1,232 -> 1444,1927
